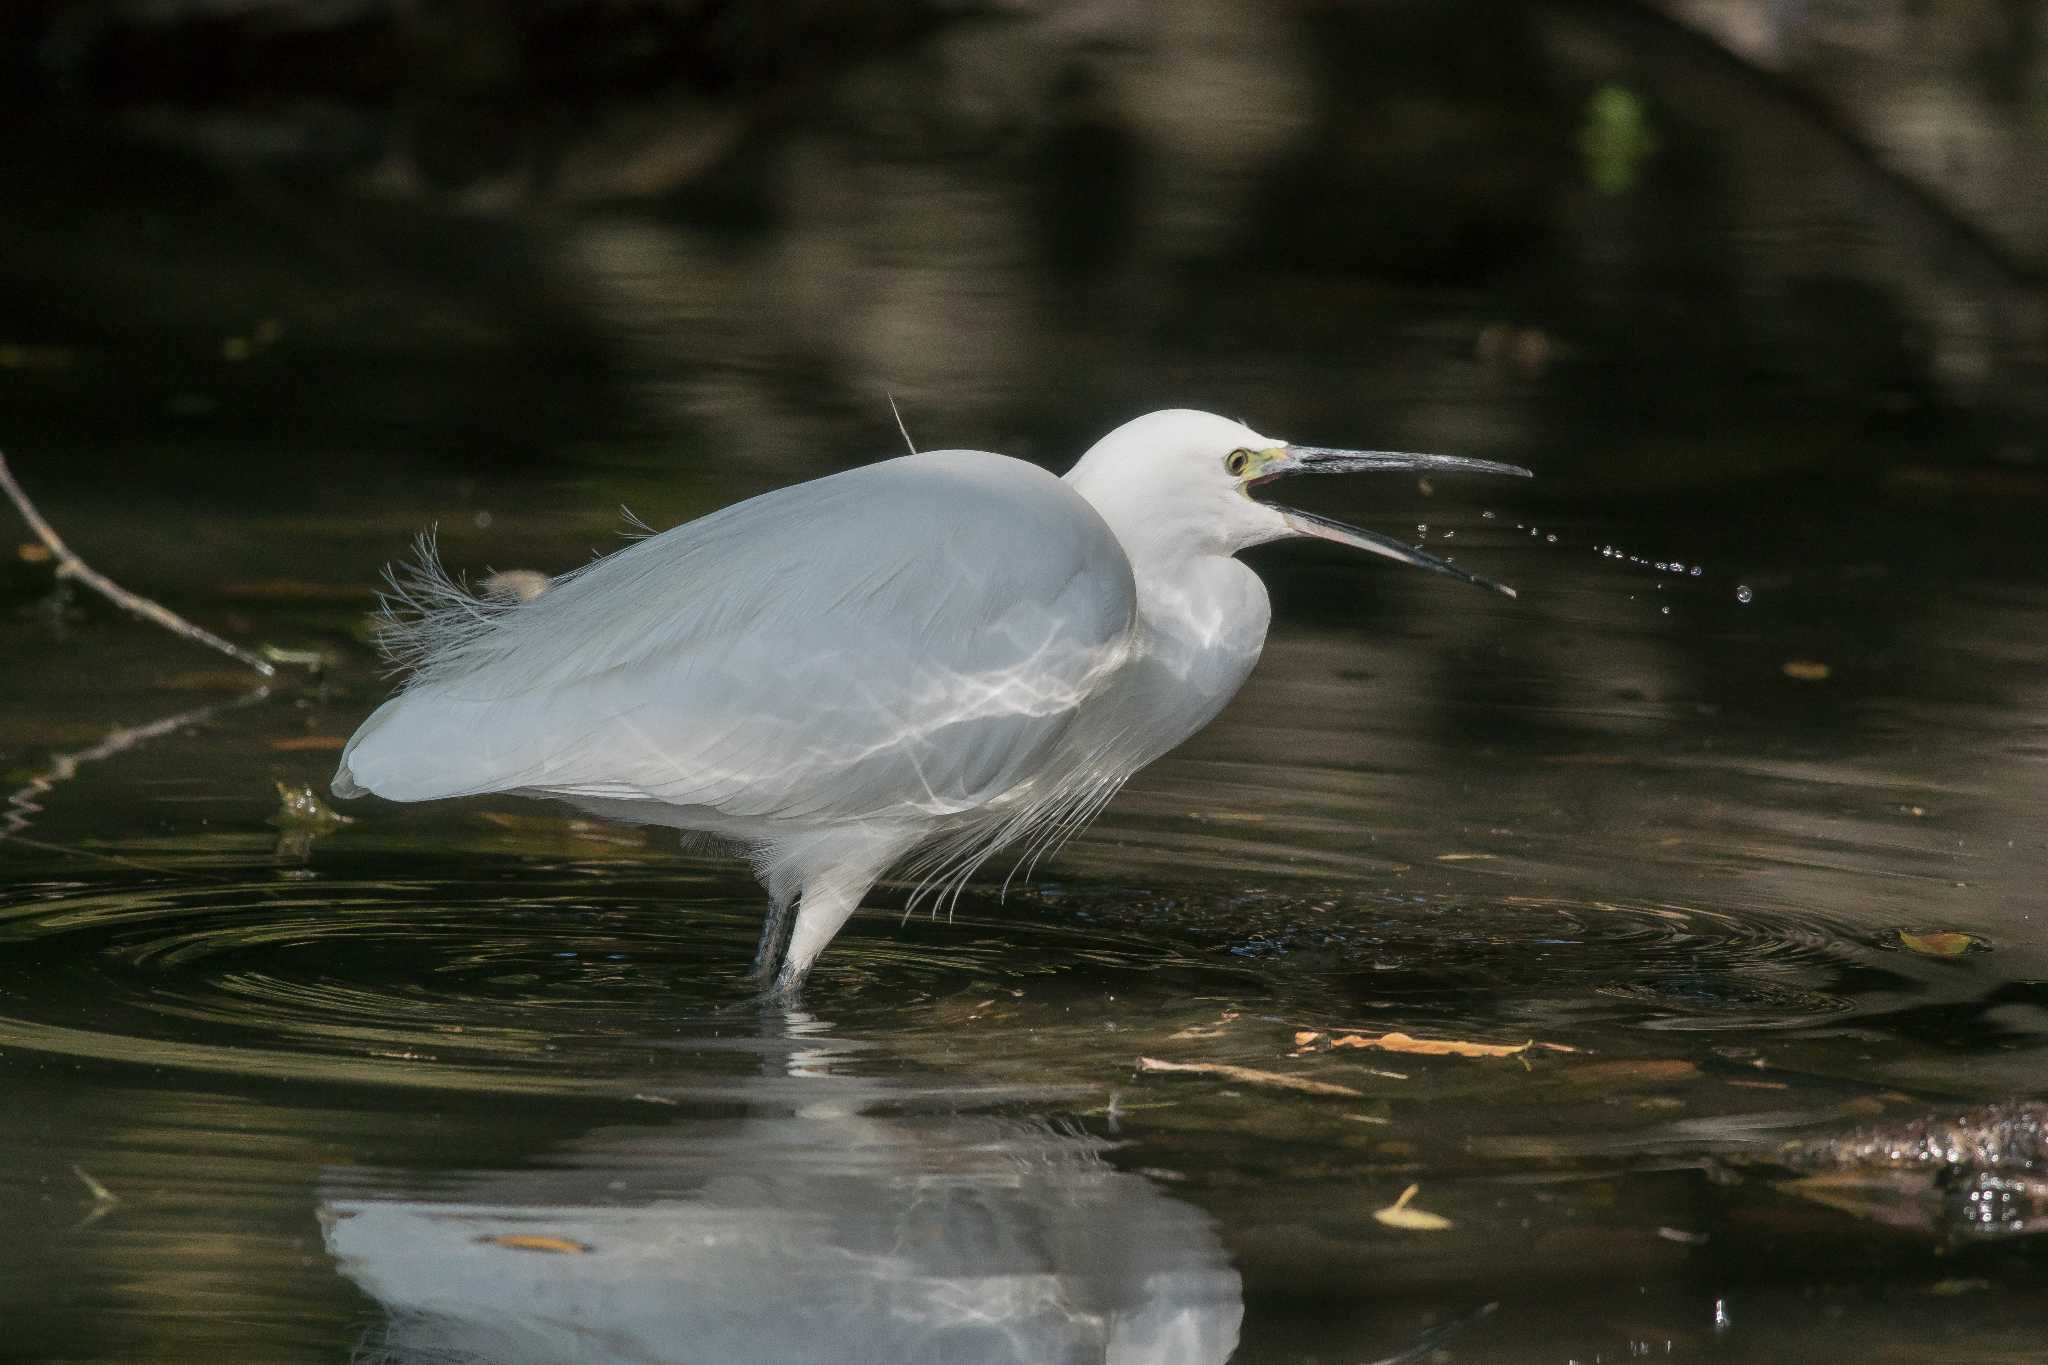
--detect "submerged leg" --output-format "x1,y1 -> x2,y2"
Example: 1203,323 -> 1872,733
768,836 -> 911,999
750,888 -> 796,982
749,862 -> 804,982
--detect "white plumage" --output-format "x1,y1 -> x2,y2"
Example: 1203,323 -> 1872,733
336,410 -> 1527,994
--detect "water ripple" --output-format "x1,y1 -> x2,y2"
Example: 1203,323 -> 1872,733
0,868 -> 1185,1093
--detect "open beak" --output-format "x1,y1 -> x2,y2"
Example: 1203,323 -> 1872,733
1252,446 -> 1533,598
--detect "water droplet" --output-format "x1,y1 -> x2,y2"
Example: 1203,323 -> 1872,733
1736,585 -> 1754,604
1481,510 -> 1496,520
1545,533 -> 1557,543
1690,565 -> 1702,577
1417,524 -> 1428,534
1660,605 -> 1670,615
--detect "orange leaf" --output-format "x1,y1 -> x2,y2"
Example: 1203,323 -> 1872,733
1329,1031 -> 1534,1059
476,1234 -> 591,1255
1781,660 -> 1831,681
1898,930 -> 1977,957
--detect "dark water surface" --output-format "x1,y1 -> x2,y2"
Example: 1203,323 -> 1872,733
4,2 -> 2048,1361
5,483 -> 2046,1364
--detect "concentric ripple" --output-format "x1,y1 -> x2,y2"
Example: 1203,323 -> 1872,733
0,864 -> 1197,1093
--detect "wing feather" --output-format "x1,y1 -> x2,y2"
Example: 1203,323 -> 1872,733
337,451 -> 1136,824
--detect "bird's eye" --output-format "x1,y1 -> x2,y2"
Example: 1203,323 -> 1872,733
1224,449 -> 1251,477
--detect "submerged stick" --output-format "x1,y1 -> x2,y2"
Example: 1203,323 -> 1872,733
0,451 -> 276,678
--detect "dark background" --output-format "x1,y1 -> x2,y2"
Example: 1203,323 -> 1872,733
2,0 -> 2042,498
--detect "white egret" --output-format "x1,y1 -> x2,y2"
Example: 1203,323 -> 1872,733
334,410 -> 1528,995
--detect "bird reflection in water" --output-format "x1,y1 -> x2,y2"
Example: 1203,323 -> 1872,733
323,1014 -> 1242,1364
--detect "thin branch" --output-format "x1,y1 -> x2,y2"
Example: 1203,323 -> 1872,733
0,451 -> 276,678
887,391 -> 918,456
3,688 -> 270,839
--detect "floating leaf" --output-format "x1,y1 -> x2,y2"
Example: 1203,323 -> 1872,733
1898,930 -> 1978,957
1374,1183 -> 1454,1231
475,1234 -> 591,1255
1782,660 -> 1831,681
1303,1030 -> 1577,1059
480,569 -> 551,603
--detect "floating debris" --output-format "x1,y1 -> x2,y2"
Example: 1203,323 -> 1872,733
474,1234 -> 592,1255
272,781 -> 354,831
1373,1183 -> 1453,1231
481,569 -> 551,603
1136,1056 -> 1373,1097
1295,1030 -> 1578,1060
1895,930 -> 1984,958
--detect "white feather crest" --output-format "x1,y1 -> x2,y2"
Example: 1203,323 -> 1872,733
372,530 -> 532,683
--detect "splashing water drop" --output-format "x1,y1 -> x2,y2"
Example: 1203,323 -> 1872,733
1736,585 -> 1754,604
1546,534 -> 1557,544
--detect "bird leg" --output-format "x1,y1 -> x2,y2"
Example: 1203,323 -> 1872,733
750,887 -> 796,982
766,844 -> 907,1000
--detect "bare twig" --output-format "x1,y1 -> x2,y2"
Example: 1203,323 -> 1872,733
887,391 -> 917,456
1136,1056 -> 1382,1096
4,689 -> 270,838
0,451 -> 276,678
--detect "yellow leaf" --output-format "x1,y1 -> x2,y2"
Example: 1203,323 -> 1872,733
476,1234 -> 591,1255
1373,1183 -> 1454,1231
1781,660 -> 1831,681
1898,930 -> 1976,957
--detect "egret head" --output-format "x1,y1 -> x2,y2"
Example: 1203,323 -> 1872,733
1063,409 -> 1531,595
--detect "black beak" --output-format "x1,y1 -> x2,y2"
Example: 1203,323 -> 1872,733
1257,446 -> 1533,598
